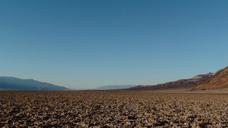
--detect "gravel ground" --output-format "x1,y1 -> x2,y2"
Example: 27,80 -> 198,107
1,91 -> 228,128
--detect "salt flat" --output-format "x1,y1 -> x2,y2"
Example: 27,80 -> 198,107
1,91 -> 228,127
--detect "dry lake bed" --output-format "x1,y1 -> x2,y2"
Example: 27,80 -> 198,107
1,91 -> 228,128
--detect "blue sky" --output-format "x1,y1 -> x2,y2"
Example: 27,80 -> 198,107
0,0 -> 228,89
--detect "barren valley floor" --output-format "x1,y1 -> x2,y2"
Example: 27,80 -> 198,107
1,91 -> 228,128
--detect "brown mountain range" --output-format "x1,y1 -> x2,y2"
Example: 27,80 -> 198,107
129,66 -> 228,91
129,73 -> 213,90
193,66 -> 228,90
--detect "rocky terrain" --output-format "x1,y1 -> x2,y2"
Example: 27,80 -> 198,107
1,91 -> 228,127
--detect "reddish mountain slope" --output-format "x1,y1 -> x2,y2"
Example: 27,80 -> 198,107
194,66 -> 228,90
129,73 -> 213,90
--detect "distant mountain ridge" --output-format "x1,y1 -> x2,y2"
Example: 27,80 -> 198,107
97,85 -> 134,90
0,77 -> 67,90
129,73 -> 214,91
129,66 -> 228,91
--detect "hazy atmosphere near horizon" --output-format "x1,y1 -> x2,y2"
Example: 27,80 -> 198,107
1,0 -> 228,89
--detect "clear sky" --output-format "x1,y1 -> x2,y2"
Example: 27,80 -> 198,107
0,0 -> 228,89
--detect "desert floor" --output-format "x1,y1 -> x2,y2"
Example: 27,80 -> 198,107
1,91 -> 228,128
